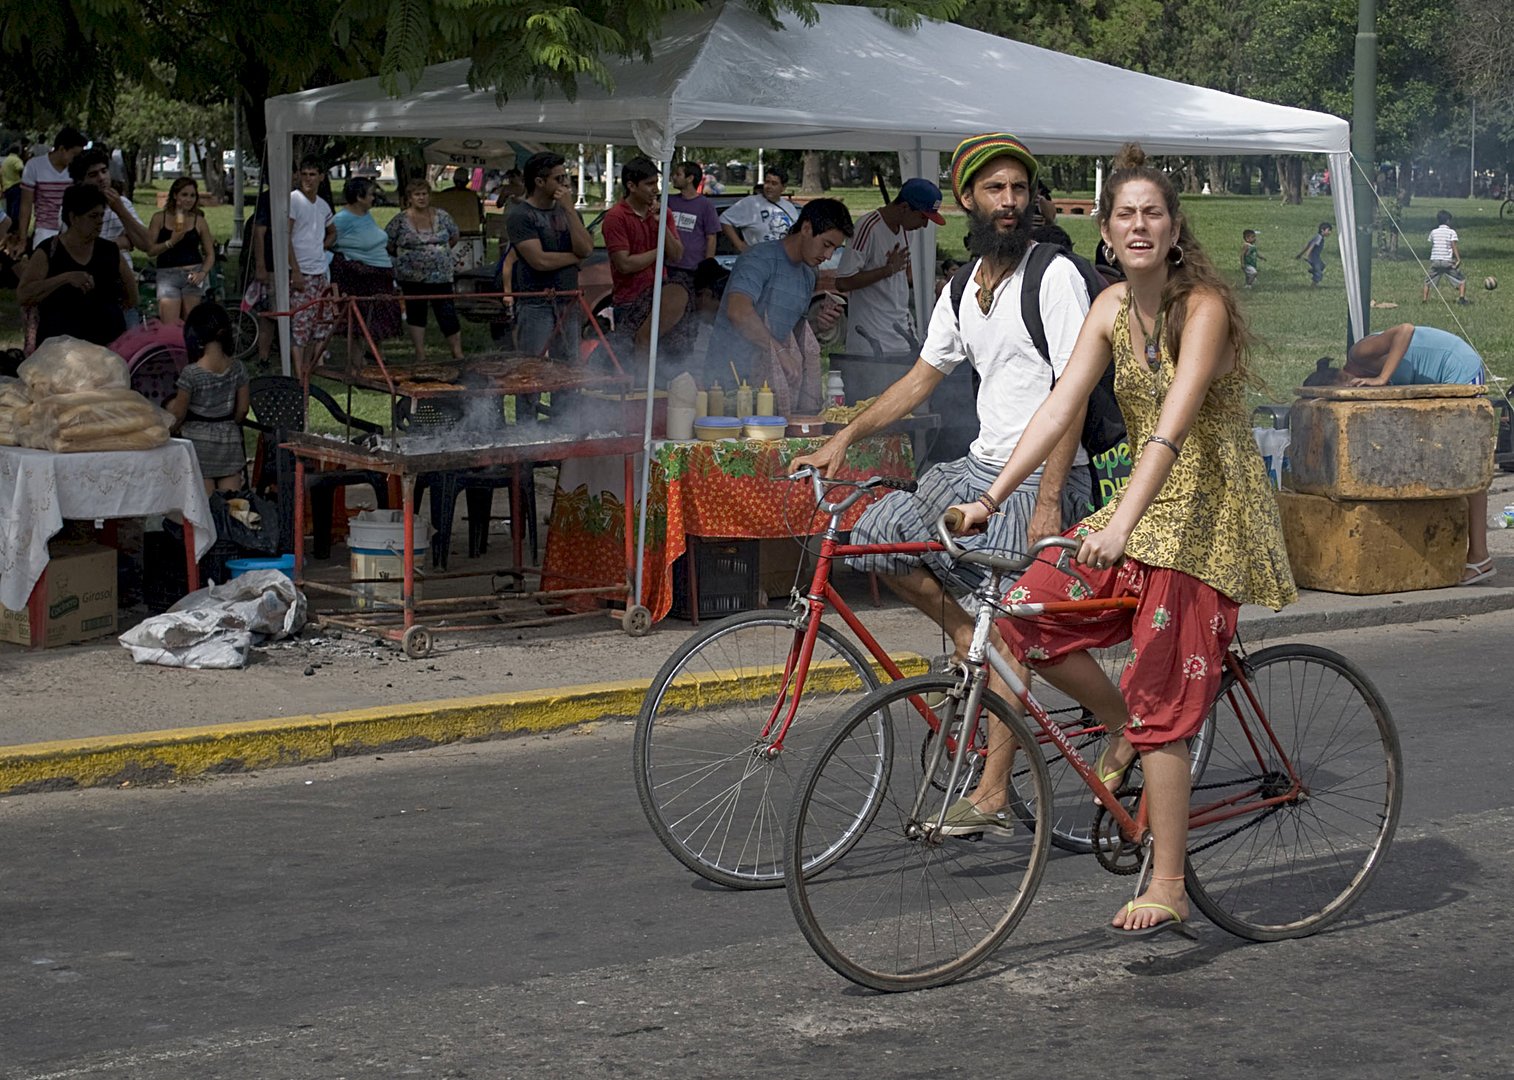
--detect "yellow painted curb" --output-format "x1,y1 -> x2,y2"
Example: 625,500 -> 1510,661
0,654 -> 929,795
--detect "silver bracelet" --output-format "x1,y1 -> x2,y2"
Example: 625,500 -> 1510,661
1146,433 -> 1181,455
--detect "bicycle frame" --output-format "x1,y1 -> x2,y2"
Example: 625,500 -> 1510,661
757,516 -> 944,754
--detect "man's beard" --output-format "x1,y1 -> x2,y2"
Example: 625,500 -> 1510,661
966,206 -> 1032,267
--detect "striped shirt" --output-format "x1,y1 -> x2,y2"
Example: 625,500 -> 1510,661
20,154 -> 71,240
1427,224 -> 1458,264
837,208 -> 912,354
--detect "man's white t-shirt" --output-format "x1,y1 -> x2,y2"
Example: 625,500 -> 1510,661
21,154 -> 72,241
1427,224 -> 1458,264
720,193 -> 799,247
99,200 -> 144,265
289,189 -> 334,275
920,244 -> 1090,468
837,208 -> 913,354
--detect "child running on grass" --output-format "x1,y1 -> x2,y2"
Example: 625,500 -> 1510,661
1241,229 -> 1263,287
1295,222 -> 1331,286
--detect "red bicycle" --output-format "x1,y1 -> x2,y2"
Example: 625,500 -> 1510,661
782,521 -> 1402,991
633,469 -> 1154,889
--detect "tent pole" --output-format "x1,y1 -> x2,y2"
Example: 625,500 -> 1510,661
632,155 -> 676,611
605,145 -> 616,208
267,124 -> 293,376
576,145 -> 588,209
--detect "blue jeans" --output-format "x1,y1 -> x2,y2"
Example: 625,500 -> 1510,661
515,297 -> 581,361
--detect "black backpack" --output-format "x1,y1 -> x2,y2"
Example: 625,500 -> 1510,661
949,243 -> 1127,458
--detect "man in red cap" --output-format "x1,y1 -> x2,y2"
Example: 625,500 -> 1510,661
834,177 -> 944,356
795,134 -> 1093,833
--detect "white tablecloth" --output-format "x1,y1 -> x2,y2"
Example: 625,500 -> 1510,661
0,440 -> 217,610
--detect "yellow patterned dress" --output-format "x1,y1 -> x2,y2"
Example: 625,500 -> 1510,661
1081,293 -> 1296,610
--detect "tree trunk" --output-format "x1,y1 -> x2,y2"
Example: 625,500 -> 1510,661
1235,157 -> 1253,195
1277,156 -> 1303,204
1207,157 -> 1229,194
800,150 -> 824,195
204,141 -> 227,200
1183,158 -> 1200,194
121,146 -> 141,199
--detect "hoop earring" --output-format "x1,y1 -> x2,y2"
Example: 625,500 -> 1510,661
1101,241 -> 1119,266
1168,244 -> 1185,266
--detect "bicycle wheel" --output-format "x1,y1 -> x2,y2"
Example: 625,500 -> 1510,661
1501,198 -> 1514,222
1185,644 -> 1401,940
230,307 -> 261,361
786,674 -> 1052,992
633,609 -> 888,889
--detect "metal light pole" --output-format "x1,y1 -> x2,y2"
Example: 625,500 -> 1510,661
228,96 -> 245,255
1350,0 -> 1377,338
575,144 -> 587,209
1469,99 -> 1476,199
605,144 -> 615,208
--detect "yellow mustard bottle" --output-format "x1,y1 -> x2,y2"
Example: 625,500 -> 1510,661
756,382 -> 775,416
735,381 -> 754,419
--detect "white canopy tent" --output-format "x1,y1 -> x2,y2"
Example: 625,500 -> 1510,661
266,0 -> 1360,612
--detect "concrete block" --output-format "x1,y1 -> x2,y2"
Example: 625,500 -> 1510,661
1277,490 -> 1467,594
1288,386 -> 1494,500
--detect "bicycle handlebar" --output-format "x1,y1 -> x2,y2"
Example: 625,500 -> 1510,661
784,465 -> 917,516
935,510 -> 1085,576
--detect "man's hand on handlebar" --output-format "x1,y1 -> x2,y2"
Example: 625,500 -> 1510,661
945,501 -> 991,535
789,438 -> 847,478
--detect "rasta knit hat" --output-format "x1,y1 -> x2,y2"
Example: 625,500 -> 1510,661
949,133 -> 1038,205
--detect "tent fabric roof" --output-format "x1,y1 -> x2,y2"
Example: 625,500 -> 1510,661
266,2 -> 1348,158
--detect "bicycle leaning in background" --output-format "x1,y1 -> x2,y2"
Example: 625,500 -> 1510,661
783,519 -> 1403,992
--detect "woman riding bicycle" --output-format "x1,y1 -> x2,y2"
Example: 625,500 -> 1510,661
949,142 -> 1297,937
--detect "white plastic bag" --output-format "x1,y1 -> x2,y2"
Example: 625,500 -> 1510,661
1252,427 -> 1290,489
118,570 -> 306,669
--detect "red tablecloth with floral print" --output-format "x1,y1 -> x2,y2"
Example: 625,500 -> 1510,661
541,435 -> 913,623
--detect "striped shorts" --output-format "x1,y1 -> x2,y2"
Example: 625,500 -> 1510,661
846,454 -> 1092,596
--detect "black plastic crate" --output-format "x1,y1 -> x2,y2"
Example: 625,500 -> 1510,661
141,530 -> 241,613
670,538 -> 761,621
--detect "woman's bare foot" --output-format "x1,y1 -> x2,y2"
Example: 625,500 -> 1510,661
1111,875 -> 1189,931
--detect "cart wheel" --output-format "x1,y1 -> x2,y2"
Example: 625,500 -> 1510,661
402,625 -> 434,659
622,605 -> 653,637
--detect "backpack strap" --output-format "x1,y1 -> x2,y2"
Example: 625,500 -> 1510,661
1018,242 -> 1062,367
948,261 -> 975,322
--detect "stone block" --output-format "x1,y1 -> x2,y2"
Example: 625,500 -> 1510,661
1276,490 -> 1467,594
1288,386 -> 1494,500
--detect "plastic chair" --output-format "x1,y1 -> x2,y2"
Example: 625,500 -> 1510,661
402,398 -> 539,571
243,375 -> 391,558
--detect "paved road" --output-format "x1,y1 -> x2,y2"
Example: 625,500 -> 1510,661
3,612 -> 1510,1079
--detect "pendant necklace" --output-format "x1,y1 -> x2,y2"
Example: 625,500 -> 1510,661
1130,293 -> 1165,371
976,261 -> 1012,317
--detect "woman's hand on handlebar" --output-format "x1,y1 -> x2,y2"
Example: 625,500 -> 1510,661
946,501 -> 990,535
1076,526 -> 1128,572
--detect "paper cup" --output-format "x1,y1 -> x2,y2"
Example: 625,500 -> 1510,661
667,406 -> 697,441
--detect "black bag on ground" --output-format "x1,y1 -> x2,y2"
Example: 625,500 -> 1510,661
949,243 -> 1127,458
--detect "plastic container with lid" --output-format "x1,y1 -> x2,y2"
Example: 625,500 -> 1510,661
742,415 -> 787,441
693,415 -> 743,441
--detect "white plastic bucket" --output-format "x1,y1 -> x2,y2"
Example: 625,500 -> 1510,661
348,510 -> 433,609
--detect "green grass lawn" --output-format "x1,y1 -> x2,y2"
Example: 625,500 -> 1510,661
7,180 -> 1511,426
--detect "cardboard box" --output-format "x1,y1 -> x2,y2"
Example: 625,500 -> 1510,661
0,544 -> 117,647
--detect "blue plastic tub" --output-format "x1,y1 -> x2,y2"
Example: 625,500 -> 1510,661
226,554 -> 296,581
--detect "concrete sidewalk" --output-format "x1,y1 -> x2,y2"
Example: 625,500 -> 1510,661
5,564 -> 1514,797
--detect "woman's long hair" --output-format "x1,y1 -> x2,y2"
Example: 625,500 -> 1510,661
1098,143 -> 1255,378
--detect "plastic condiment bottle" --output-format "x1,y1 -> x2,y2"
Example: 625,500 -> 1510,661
735,380 -> 754,419
756,382 -> 775,416
694,390 -> 709,419
826,370 -> 846,407
707,383 -> 726,417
